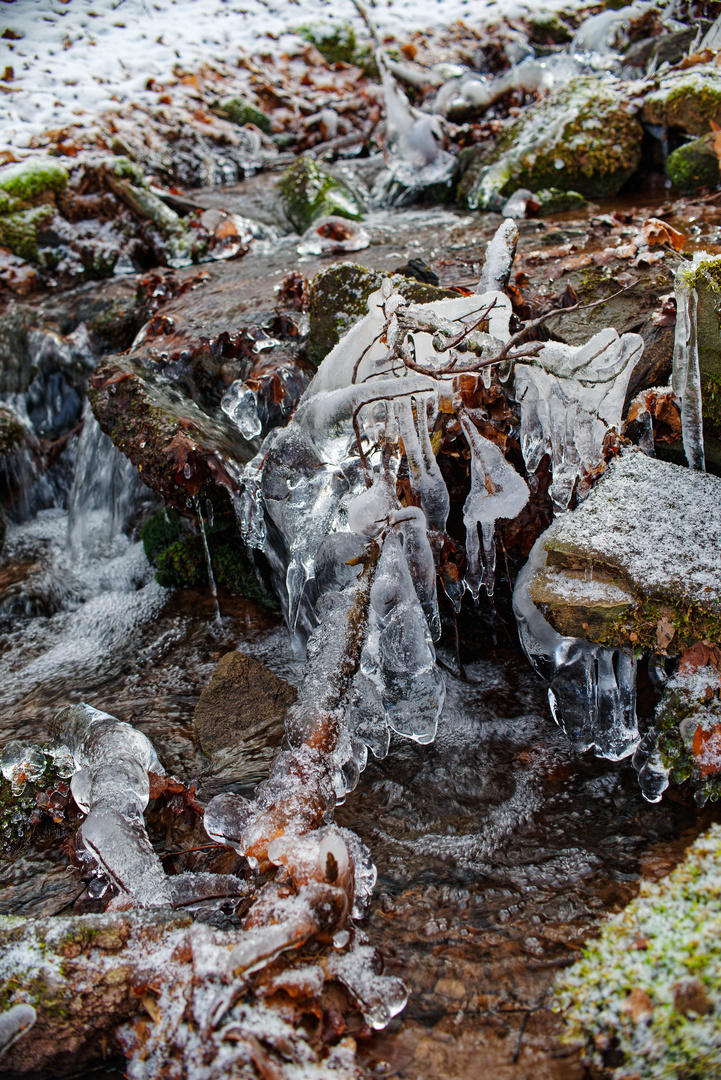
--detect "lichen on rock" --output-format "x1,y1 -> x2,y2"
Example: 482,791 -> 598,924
277,157 -> 364,234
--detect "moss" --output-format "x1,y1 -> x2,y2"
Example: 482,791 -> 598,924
153,521 -> 277,608
534,187 -> 587,215
86,298 -> 142,352
529,13 -> 572,43
221,97 -> 273,134
555,823 -> 721,1078
0,407 -> 24,459
667,137 -> 720,195
462,77 -> 643,209
307,262 -> 460,367
140,508 -> 188,565
644,67 -> 721,136
105,155 -> 146,185
277,157 -> 364,234
0,204 -> 55,262
297,21 -> 377,75
0,157 -> 68,201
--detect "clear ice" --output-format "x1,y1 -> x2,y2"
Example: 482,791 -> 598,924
671,253 -> 717,472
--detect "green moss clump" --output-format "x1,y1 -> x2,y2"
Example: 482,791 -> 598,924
702,374 -> 721,435
534,187 -> 587,215
277,157 -> 364,234
222,97 -> 272,134
667,137 -> 720,195
0,157 -> 68,201
655,665 -> 721,801
462,77 -> 643,209
644,67 -> 721,136
296,20 -> 377,74
529,13 -> 572,43
140,508 -> 188,565
0,407 -> 24,459
0,204 -> 55,262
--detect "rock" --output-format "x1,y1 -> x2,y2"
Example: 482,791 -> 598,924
102,157 -> 196,268
555,822 -> 721,1078
194,650 -> 296,783
526,451 -> 721,654
297,21 -> 376,74
622,27 -> 698,73
0,157 -> 68,203
277,157 -> 364,234
0,204 -> 55,262
307,262 -> 460,367
667,136 -> 720,195
643,65 -> 721,136
459,77 -> 642,209
533,187 -> 587,216
0,407 -> 24,460
220,96 -> 273,134
528,13 -> 573,44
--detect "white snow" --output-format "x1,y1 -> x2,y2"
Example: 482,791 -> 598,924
1,0 -> 584,151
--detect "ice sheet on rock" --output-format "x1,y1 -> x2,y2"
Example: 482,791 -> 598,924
361,531 -> 444,744
515,329 -> 643,508
221,380 -> 262,440
0,740 -> 46,795
458,410 -> 529,598
297,216 -> 370,256
434,54 -> 582,118
0,1003 -> 36,1055
512,535 -> 640,764
326,942 -> 408,1030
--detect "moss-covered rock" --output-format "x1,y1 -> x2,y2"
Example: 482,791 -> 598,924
221,97 -> 273,134
528,13 -> 573,44
534,187 -> 587,215
307,262 -> 460,367
277,157 -> 364,234
0,157 -> 68,202
102,157 -> 196,267
0,406 -> 24,459
460,77 -> 643,209
555,823 -> 721,1079
667,136 -> 720,194
644,66 -> 721,136
297,20 -> 376,74
655,664 -> 721,802
0,204 -> 55,262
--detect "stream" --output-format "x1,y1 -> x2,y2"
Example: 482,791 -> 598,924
1,163 -> 721,1078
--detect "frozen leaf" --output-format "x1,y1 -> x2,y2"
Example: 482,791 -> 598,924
656,616 -> 676,652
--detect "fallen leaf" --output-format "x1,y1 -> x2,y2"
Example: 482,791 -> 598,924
678,641 -> 711,673
642,217 -> 686,251
622,987 -> 654,1023
656,616 -> 676,651
692,724 -> 721,777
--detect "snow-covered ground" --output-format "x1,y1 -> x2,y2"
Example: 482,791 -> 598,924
1,0 -> 576,148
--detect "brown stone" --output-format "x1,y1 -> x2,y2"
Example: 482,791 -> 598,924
194,650 -> 296,784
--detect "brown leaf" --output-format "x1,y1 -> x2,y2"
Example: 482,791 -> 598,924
692,724 -> 721,777
656,616 -> 676,651
622,987 -> 654,1023
642,218 -> 686,251
678,642 -> 711,673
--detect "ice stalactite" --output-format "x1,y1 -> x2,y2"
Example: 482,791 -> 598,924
515,327 -> 643,508
512,537 -> 641,765
671,253 -> 717,472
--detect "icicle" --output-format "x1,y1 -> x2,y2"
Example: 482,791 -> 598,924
512,537 -> 641,762
672,255 -> 711,472
457,409 -> 529,598
476,219 -> 519,293
195,496 -> 221,624
396,395 -> 449,538
392,506 -> 441,640
360,531 -> 444,744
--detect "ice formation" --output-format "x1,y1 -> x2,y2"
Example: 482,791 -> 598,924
671,252 -> 717,472
513,536 -> 641,766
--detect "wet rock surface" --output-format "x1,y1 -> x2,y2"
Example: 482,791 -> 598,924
194,649 -> 296,785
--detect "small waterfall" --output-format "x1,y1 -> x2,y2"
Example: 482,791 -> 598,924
67,402 -> 153,556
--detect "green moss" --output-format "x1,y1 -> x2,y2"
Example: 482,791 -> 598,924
140,508 -> 188,564
462,77 -> 643,209
667,137 -> 720,195
0,407 -> 24,459
529,13 -> 572,43
0,157 -> 68,201
0,204 -> 55,262
277,157 -> 364,234
534,187 -> 587,215
221,97 -> 273,134
296,20 -> 377,74
702,373 -> 721,434
153,521 -> 277,608
555,823 -> 721,1078
644,68 -> 721,136
105,155 -> 146,184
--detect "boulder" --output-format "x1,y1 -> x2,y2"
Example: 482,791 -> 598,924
643,65 -> 721,136
277,157 -> 365,234
525,451 -> 721,654
459,76 -> 643,209
194,651 -> 296,783
666,136 -> 720,195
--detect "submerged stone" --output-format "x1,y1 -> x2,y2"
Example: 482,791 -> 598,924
527,451 -> 721,654
459,77 -> 643,209
666,136 -> 720,195
643,65 -> 721,136
194,650 -> 296,783
277,157 -> 364,234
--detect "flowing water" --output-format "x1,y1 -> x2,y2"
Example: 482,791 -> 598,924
1,170 -> 721,1077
